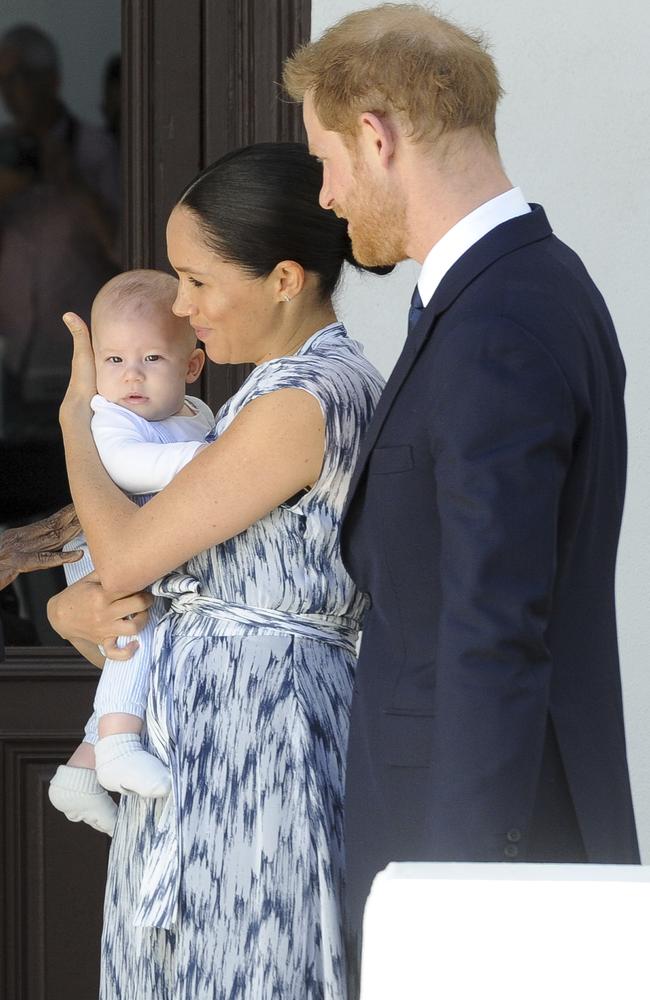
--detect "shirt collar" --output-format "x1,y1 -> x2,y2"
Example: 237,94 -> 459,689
418,187 -> 531,307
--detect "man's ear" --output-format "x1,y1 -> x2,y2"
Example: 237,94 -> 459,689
185,348 -> 205,384
358,111 -> 397,167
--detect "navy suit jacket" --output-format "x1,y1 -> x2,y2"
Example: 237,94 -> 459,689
341,205 -> 640,934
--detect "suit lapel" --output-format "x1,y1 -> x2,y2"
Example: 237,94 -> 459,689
343,205 -> 553,519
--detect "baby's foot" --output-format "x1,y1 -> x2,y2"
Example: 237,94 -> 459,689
95,734 -> 171,798
48,765 -> 117,836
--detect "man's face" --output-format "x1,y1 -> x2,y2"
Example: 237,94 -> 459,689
303,90 -> 408,267
303,91 -> 356,220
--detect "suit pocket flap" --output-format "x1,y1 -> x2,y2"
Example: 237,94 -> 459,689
369,444 -> 414,475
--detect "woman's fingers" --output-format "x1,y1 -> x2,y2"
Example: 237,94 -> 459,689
62,311 -> 91,341
110,594 -> 153,621
49,575 -> 152,645
62,312 -> 93,366
108,608 -> 150,637
101,637 -> 140,660
61,311 -> 97,402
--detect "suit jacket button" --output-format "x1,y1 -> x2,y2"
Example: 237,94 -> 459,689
504,844 -> 519,859
506,828 -> 521,843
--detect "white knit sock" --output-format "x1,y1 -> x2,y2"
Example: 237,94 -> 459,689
95,734 -> 171,798
48,765 -> 117,836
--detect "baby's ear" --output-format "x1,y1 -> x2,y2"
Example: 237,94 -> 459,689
186,348 -> 205,384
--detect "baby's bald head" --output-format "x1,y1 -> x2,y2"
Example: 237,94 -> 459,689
91,269 -> 205,421
91,269 -> 196,355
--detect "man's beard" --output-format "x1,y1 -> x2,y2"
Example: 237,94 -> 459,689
343,161 -> 408,267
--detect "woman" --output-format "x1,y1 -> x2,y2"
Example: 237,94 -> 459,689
50,143 -> 386,1000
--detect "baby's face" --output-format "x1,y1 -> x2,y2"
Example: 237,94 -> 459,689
93,312 -> 195,421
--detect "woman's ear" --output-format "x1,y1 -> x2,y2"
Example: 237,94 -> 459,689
185,348 -> 205,384
274,260 -> 305,303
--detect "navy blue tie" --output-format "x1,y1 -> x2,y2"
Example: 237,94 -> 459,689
408,284 -> 424,335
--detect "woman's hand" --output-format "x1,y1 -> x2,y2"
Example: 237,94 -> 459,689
0,505 -> 82,590
47,571 -> 153,660
60,311 -> 97,423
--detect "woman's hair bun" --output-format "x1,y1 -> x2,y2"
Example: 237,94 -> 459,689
363,262 -> 396,276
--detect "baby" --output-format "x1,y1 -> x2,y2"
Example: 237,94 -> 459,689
48,269 -> 213,835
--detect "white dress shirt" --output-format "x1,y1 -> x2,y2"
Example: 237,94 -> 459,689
418,187 -> 531,307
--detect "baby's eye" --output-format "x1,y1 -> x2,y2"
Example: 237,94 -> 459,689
107,356 -> 122,363
188,276 -> 203,288
145,354 -> 162,362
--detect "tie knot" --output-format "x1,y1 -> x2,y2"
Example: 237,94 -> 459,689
408,285 -> 424,335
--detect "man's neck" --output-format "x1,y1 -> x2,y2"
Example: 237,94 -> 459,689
401,134 -> 514,264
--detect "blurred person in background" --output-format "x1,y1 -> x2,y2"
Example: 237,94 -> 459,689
0,24 -> 120,428
0,23 -> 119,226
0,24 -> 120,643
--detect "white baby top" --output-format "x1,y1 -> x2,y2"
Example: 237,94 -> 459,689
90,393 -> 214,495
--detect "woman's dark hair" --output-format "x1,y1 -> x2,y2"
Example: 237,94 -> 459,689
177,142 -> 391,299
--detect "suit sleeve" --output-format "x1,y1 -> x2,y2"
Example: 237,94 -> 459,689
91,409 -> 207,495
426,316 -> 575,860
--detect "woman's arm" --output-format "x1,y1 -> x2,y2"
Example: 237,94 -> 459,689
60,313 -> 325,595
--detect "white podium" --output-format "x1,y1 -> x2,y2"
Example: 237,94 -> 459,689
360,863 -> 650,1000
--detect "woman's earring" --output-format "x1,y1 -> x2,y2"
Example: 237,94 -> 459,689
283,294 -> 292,303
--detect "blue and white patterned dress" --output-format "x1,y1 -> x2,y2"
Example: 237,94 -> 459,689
100,323 -> 384,1000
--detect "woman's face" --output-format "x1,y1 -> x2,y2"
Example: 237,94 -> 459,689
166,205 -> 279,365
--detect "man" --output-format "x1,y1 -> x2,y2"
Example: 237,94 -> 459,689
0,24 -> 120,220
284,2 -> 639,947
0,26 -> 119,430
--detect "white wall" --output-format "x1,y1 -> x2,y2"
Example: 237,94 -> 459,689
0,1 -> 120,127
313,0 -> 650,859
